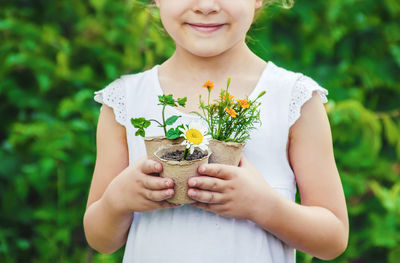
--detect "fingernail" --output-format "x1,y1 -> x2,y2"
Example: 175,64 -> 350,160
165,180 -> 171,187
165,190 -> 172,196
190,190 -> 196,197
191,179 -> 197,187
154,163 -> 161,170
199,166 -> 205,173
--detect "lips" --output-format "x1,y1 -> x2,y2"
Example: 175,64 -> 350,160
186,23 -> 226,33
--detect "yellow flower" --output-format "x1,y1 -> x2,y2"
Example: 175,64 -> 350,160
237,99 -> 250,109
202,80 -> 214,91
179,121 -> 211,154
186,129 -> 203,145
225,107 -> 238,118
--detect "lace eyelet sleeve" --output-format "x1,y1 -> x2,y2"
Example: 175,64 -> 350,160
94,78 -> 127,126
288,75 -> 328,128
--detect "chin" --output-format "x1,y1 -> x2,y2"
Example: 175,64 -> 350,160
184,42 -> 231,58
190,49 -> 224,58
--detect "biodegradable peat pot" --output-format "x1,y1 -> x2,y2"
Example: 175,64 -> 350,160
208,139 -> 245,166
144,136 -> 184,161
154,145 -> 211,204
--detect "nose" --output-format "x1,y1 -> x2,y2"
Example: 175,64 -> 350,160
193,0 -> 221,15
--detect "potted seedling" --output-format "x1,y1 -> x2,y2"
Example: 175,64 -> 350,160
192,78 -> 266,166
154,121 -> 212,204
131,94 -> 187,160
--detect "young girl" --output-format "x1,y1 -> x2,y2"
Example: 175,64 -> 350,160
84,0 -> 349,262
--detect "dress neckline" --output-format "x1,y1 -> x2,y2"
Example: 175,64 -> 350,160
153,61 -> 271,118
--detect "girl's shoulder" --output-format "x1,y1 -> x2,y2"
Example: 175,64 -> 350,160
265,61 -> 329,128
93,66 -> 159,126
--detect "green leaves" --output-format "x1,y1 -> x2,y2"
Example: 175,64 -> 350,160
382,114 -> 399,146
131,118 -> 151,137
226,77 -> 231,88
177,97 -> 187,107
131,114 -> 182,138
133,94 -> 186,137
158,94 -> 187,107
158,94 -> 176,106
195,78 -> 264,143
166,125 -> 183,139
165,115 -> 181,126
131,117 -> 151,129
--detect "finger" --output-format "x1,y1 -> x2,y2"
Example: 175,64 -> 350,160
198,163 -> 236,180
188,176 -> 226,192
142,174 -> 174,190
188,189 -> 226,204
144,188 -> 175,202
140,158 -> 163,174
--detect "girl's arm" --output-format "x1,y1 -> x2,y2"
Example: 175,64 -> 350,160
83,105 -> 177,254
188,92 -> 348,260
252,91 -> 349,260
83,104 -> 131,253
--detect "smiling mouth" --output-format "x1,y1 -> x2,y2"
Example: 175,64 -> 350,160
186,23 -> 226,33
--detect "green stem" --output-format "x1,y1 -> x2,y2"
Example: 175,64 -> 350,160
183,148 -> 189,160
216,114 -> 223,140
207,90 -> 214,138
229,108 -> 245,141
217,114 -> 229,140
149,119 -> 163,127
216,102 -> 226,139
162,104 -> 167,135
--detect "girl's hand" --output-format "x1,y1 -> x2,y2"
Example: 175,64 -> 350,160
188,154 -> 275,220
103,156 -> 180,214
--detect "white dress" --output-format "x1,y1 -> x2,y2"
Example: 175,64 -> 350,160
94,61 -> 328,263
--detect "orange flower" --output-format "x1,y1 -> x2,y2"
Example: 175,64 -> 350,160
220,93 -> 234,102
225,107 -> 238,118
237,99 -> 250,109
202,80 -> 214,91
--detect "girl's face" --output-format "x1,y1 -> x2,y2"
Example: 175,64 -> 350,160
155,0 -> 263,57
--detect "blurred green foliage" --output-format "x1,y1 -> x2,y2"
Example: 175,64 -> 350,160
0,0 -> 399,262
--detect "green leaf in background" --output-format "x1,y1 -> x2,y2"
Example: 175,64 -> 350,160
382,115 -> 399,146
0,0 -> 399,262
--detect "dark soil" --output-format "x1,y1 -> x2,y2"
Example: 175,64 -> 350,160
161,149 -> 207,161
